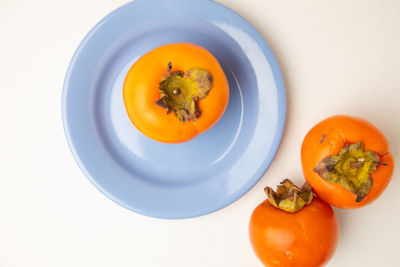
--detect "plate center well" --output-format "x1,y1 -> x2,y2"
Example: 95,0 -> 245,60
90,20 -> 258,186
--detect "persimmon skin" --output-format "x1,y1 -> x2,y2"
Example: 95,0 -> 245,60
123,43 -> 229,143
249,198 -> 339,267
301,115 -> 394,209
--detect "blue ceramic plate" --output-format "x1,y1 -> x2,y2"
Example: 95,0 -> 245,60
62,0 -> 286,219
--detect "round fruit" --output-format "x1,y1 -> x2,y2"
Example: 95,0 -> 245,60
301,115 -> 394,208
249,179 -> 339,267
123,43 -> 229,143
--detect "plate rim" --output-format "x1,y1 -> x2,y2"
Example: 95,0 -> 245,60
62,0 -> 286,219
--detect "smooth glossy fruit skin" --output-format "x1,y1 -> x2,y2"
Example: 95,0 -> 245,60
249,198 -> 339,267
301,115 -> 394,208
123,43 -> 229,143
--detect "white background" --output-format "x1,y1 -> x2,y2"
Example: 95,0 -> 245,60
1,0 -> 399,266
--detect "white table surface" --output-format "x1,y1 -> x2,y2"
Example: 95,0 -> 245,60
1,0 -> 399,266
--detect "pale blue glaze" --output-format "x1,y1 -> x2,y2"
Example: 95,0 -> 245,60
62,0 -> 286,219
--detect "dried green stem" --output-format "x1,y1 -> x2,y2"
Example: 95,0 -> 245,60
314,142 -> 381,202
155,62 -> 213,122
264,179 -> 313,213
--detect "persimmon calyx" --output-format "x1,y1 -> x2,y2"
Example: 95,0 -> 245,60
155,62 -> 213,122
264,179 -> 313,213
313,142 -> 381,202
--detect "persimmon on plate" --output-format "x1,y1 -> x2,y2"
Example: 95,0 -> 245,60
123,43 -> 229,143
301,115 -> 394,208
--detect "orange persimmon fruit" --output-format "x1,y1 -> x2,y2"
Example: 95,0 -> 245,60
123,43 -> 229,143
249,179 -> 339,267
301,115 -> 394,208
